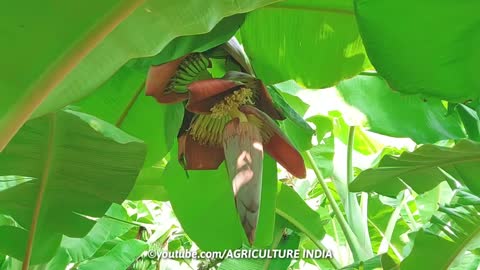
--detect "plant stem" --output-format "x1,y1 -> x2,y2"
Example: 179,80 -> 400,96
22,114 -> 56,270
376,192 -> 406,259
346,126 -> 355,185
329,205 -> 345,266
360,193 -> 368,221
402,191 -> 419,231
368,218 -> 403,260
305,151 -> 365,262
345,126 -> 373,258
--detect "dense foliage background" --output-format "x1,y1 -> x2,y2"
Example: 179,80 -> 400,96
0,0 -> 479,269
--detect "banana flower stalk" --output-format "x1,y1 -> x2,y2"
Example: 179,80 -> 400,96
147,57 -> 306,244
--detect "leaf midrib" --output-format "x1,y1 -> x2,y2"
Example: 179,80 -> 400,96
22,113 -> 57,270
115,81 -> 145,127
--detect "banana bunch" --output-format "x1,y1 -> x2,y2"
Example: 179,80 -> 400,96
167,53 -> 211,93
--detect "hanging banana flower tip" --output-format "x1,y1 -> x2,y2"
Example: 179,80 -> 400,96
186,77 -> 306,244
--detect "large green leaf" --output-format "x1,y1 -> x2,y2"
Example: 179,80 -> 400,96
0,0 -> 279,150
337,75 -> 465,143
401,190 -> 480,269
0,110 -> 146,264
0,0 -> 143,150
32,1 -> 276,115
161,148 -> 278,250
355,0 -> 480,101
129,14 -> 246,67
241,0 -> 371,88
350,140 -> 480,197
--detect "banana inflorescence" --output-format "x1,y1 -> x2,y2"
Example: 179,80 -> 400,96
167,53 -> 211,94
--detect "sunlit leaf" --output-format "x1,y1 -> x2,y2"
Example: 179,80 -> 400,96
355,0 -> 480,101
337,75 -> 465,143
241,0 -> 371,88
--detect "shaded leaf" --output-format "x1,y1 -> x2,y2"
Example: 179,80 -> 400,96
0,248 -> 71,270
0,110 -> 146,263
0,0 -> 144,150
129,14 -> 245,67
162,143 -> 244,250
268,86 -> 314,151
77,239 -> 148,270
456,104 -> 480,142
62,204 -> 134,262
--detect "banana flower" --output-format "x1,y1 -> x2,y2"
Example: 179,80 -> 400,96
147,56 -> 306,244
